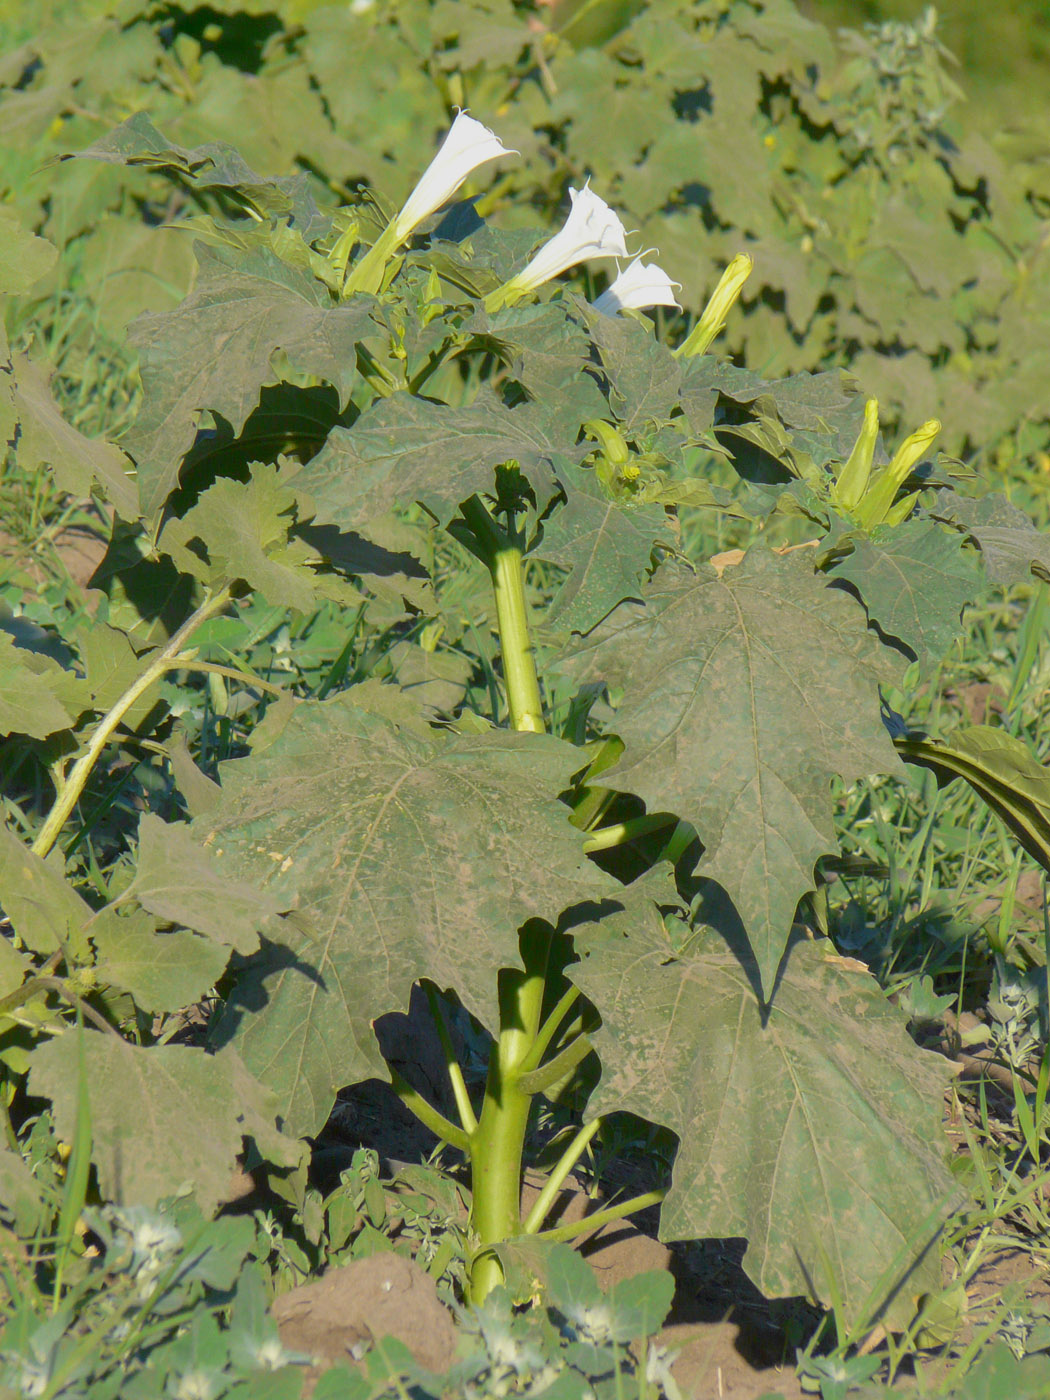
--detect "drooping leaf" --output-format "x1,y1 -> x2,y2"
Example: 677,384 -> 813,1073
0,1141 -> 44,1234
933,489 -> 1050,585
29,1034 -> 299,1214
91,907 -> 230,1014
8,353 -> 138,519
0,206 -> 56,295
125,243 -> 375,517
534,463 -> 672,633
681,358 -> 860,442
897,725 -> 1050,874
0,826 -> 91,960
292,389 -> 575,533
126,814 -> 281,955
558,549 -> 901,998
73,112 -> 325,234
571,902 -> 956,1327
827,519 -> 984,674
203,690 -> 615,1136
0,633 -> 77,740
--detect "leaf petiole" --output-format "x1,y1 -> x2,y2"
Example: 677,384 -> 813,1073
388,1066 -> 470,1154
516,1031 -> 593,1095
521,1117 -> 602,1234
519,985 -> 581,1074
31,587 -> 234,860
424,983 -> 478,1134
535,1189 -> 667,1244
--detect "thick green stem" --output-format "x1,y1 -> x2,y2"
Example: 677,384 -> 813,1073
583,812 -> 677,853
459,498 -> 544,735
32,588 -> 233,861
468,936 -> 551,1301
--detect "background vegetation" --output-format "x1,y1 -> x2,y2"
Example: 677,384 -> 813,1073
3,2 -> 1050,1398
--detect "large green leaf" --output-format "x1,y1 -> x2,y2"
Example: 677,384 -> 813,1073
126,814 -> 281,955
0,826 -> 91,960
8,353 -> 137,519
559,548 -> 901,998
827,519 -> 984,675
534,463 -> 672,634
571,901 -> 956,1327
933,489 -> 1050,586
203,690 -> 615,1136
0,633 -> 76,741
159,463 -> 357,614
292,390 -> 576,532
29,1034 -> 299,1215
125,243 -> 375,517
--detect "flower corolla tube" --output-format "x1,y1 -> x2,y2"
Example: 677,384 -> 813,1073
508,184 -> 630,298
592,257 -> 681,316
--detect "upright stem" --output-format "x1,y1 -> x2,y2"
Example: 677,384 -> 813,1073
459,498 -> 545,735
32,588 -> 233,861
451,498 -> 553,1299
467,930 -> 551,1301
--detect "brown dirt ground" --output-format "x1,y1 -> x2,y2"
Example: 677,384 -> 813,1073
0,521 -> 109,595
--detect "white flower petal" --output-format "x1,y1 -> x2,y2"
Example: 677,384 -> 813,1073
593,257 -> 682,316
515,183 -> 630,293
394,112 -> 515,239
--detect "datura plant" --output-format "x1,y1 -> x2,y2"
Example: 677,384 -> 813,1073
4,111 -> 1050,1333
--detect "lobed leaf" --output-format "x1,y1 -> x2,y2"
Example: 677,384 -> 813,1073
126,814 -> 281,955
0,633 -> 77,741
827,519 -> 984,675
0,825 -> 92,960
90,908 -> 230,1015
572,899 -> 957,1327
932,489 -> 1050,586
29,1034 -> 299,1215
534,463 -> 673,634
159,463 -> 356,614
292,389 -> 578,532
125,243 -> 375,517
8,353 -> 138,519
559,548 -> 901,999
202,690 -> 616,1137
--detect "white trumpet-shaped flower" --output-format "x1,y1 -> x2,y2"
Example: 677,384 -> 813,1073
486,184 -> 630,310
341,111 -> 514,297
592,257 -> 681,316
394,112 -> 515,241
